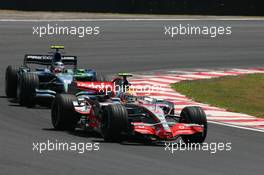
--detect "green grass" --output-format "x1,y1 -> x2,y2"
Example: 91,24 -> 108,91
171,74 -> 264,118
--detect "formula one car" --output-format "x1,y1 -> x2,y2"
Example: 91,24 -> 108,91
5,46 -> 101,106
51,79 -> 207,144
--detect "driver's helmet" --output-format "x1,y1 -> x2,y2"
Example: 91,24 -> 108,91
51,61 -> 65,73
120,89 -> 137,103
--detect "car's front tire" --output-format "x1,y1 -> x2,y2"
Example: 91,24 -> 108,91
180,106 -> 207,144
101,104 -> 128,142
51,94 -> 78,131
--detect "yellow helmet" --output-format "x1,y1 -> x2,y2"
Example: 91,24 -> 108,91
121,89 -> 137,103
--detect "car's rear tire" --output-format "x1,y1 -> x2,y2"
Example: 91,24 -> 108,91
96,72 -> 112,82
101,104 -> 128,141
17,73 -> 39,106
51,94 -> 78,131
96,72 -> 114,96
5,65 -> 19,98
180,106 -> 207,143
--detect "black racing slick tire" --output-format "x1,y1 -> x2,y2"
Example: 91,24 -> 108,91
17,73 -> 39,106
5,65 -> 19,98
96,72 -> 112,82
51,94 -> 78,131
101,104 -> 129,141
180,106 -> 207,144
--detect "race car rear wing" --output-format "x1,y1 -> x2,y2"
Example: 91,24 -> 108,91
23,54 -> 77,67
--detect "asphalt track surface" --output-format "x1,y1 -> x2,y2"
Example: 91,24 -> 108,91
0,20 -> 264,175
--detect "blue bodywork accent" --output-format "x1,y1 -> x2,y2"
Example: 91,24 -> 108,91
24,68 -> 97,99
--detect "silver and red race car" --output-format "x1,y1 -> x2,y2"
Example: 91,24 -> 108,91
51,76 -> 207,144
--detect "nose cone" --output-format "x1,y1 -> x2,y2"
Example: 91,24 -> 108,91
58,75 -> 73,92
161,132 -> 173,139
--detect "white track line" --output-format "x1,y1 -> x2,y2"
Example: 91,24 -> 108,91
218,121 -> 264,126
208,121 -> 264,133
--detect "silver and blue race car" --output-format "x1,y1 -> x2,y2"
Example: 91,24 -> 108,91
5,45 -> 99,106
